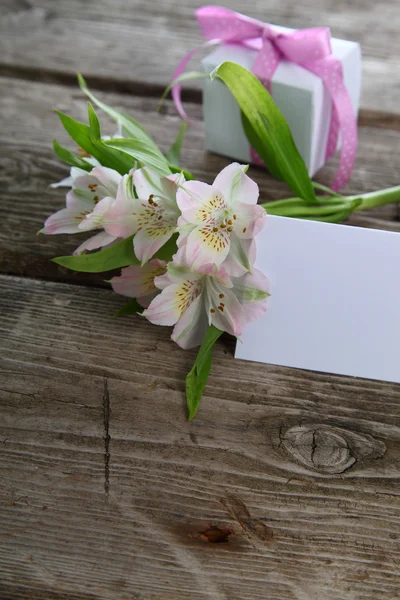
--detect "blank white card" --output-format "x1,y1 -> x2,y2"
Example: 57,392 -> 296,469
235,215 -> 400,383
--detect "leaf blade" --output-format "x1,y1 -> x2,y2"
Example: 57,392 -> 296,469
53,140 -> 92,171
78,73 -> 170,165
213,62 -> 316,204
186,325 -> 223,421
166,122 -> 188,166
114,298 -> 143,317
55,109 -> 133,174
104,138 -> 171,176
52,236 -> 138,273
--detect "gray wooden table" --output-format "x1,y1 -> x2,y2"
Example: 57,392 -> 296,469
1,1 -> 400,599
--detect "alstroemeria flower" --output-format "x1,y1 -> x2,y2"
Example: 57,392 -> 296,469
143,261 -> 269,349
176,163 -> 266,276
103,167 -> 184,265
42,166 -> 121,235
110,260 -> 167,308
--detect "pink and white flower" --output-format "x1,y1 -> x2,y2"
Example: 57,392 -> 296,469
103,167 -> 184,265
176,163 -> 266,276
43,166 -> 121,234
110,259 -> 167,308
143,260 -> 269,349
42,166 -> 122,253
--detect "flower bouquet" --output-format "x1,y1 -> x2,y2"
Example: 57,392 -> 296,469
41,65 -> 400,419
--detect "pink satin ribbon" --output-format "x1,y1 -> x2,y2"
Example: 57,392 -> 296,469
172,5 -> 358,191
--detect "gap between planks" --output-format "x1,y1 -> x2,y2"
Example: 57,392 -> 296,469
1,64 -> 400,132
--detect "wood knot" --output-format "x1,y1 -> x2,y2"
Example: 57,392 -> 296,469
189,526 -> 233,544
279,424 -> 386,474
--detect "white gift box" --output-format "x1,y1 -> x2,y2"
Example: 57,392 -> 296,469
201,28 -> 361,177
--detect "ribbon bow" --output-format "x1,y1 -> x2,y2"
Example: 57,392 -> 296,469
172,5 -> 358,191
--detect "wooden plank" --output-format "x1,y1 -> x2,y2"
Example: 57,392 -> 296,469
1,76 -> 400,284
1,274 -> 400,599
0,0 -> 399,115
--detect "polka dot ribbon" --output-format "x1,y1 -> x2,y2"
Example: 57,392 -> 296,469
171,5 -> 358,191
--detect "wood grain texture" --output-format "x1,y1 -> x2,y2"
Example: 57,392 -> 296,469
1,76 -> 400,285
0,0 -> 399,114
1,274 -> 400,600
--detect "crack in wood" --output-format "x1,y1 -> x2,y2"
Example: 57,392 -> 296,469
0,63 -> 202,104
1,63 -> 400,132
102,376 -> 111,500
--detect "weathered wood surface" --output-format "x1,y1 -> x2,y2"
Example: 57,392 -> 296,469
2,0 -> 400,597
1,76 -> 400,285
1,274 -> 400,600
0,0 -> 400,115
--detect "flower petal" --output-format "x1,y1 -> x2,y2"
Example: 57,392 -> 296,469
90,166 -> 122,196
50,165 -> 94,189
171,294 -> 208,349
234,202 -> 266,239
184,223 -> 231,269
133,167 -> 164,199
232,268 -> 270,324
233,268 -> 270,302
213,163 -> 259,206
176,181 -> 214,214
221,237 -> 256,277
50,175 -> 74,189
65,189 -> 95,210
102,175 -> 137,238
78,197 -> 115,231
110,260 -> 166,301
160,172 -> 185,208
42,207 -> 85,234
207,281 -> 246,337
73,231 -> 117,255
133,225 -> 176,265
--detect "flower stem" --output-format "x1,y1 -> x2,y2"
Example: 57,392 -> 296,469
348,186 -> 400,211
312,182 -> 342,198
261,185 -> 400,222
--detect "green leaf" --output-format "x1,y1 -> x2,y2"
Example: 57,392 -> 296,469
153,233 -> 178,262
169,165 -> 194,180
77,73 -> 166,162
114,298 -> 143,317
87,102 -> 102,139
212,62 -> 316,204
104,138 -> 171,176
52,236 -> 138,273
55,108 -> 133,174
166,122 -> 187,166
186,325 -> 223,421
52,233 -> 179,273
53,140 -> 92,171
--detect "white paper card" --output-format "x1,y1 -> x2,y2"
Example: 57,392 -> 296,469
235,216 -> 400,383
